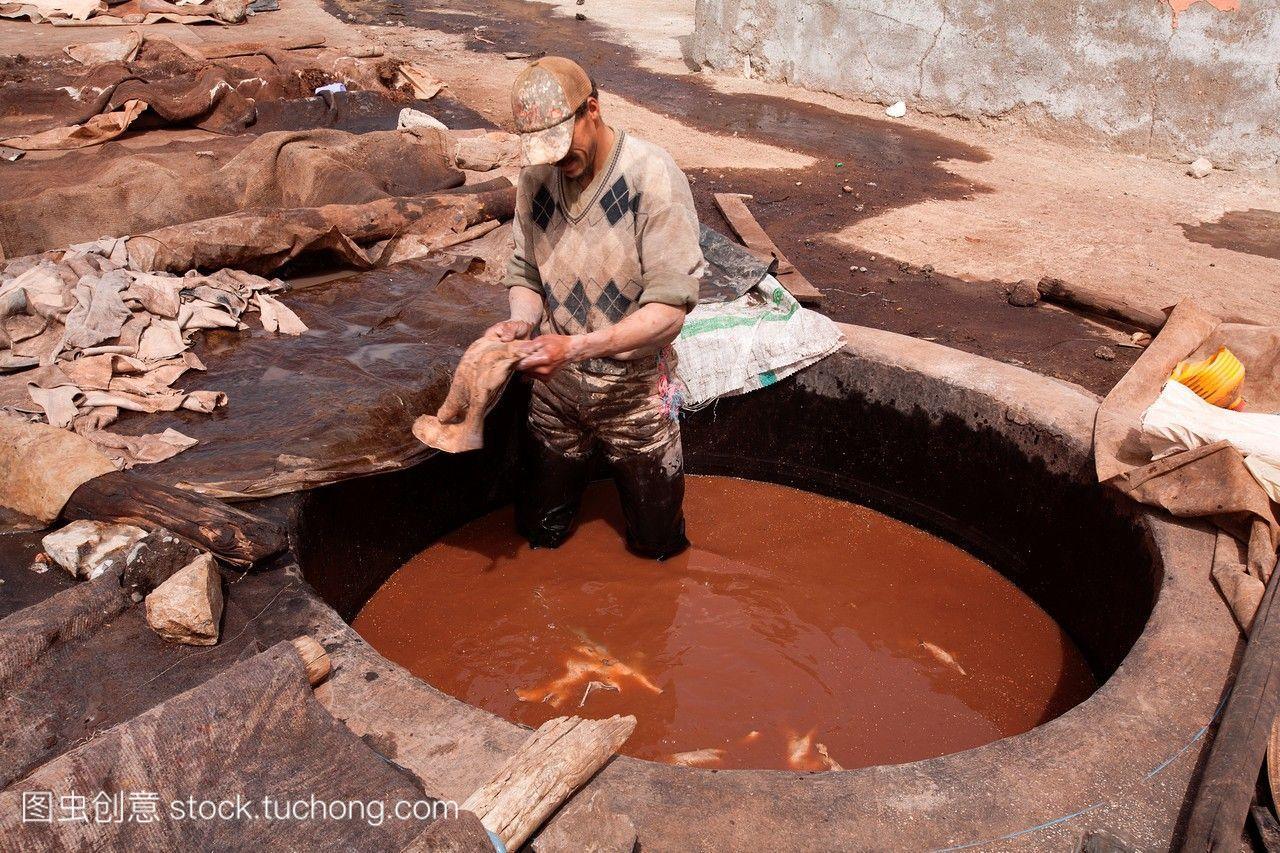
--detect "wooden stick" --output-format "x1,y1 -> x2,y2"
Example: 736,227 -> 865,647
461,715 -> 636,851
63,469 -> 287,567
199,37 -> 327,59
1179,558 -> 1280,851
1036,277 -> 1168,333
289,636 -> 331,687
712,192 -> 823,305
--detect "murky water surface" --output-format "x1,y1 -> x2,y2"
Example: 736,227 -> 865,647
354,476 -> 1095,770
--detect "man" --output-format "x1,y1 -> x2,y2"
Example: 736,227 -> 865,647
486,56 -> 704,560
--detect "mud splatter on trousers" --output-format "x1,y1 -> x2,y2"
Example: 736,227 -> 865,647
518,350 -> 688,559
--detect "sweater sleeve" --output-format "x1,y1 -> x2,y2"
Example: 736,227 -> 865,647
636,159 -> 703,311
502,174 -> 544,296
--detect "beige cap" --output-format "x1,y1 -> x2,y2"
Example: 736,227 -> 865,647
511,56 -> 593,166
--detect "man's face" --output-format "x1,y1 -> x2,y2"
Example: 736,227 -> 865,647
554,101 -> 598,181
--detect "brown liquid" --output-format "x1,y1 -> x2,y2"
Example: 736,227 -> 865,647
354,476 -> 1096,771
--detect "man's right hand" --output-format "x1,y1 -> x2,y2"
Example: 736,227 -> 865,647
484,319 -> 534,342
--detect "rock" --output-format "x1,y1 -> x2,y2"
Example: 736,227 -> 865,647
41,520 -> 147,580
1007,279 -> 1041,307
841,184 -> 853,193
120,528 -> 204,598
145,553 -> 224,646
885,100 -> 907,118
1131,331 -> 1152,347
575,11 -> 585,19
397,108 -> 448,132
1187,157 -> 1213,178
1094,345 -> 1117,361
532,796 -> 637,853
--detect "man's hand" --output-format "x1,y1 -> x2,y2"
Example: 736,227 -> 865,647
514,334 -> 582,379
483,319 -> 534,342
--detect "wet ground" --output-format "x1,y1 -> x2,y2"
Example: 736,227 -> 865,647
326,0 -> 1140,394
1183,209 -> 1280,261
354,476 -> 1096,771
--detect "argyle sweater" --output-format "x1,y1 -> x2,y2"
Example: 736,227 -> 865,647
503,130 -> 704,337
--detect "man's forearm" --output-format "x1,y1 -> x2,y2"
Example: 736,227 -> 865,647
509,285 -> 544,326
570,303 -> 686,361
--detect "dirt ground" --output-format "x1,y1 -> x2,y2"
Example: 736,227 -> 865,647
4,0 -> 1278,395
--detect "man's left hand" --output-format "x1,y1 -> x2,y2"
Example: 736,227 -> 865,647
514,334 -> 582,379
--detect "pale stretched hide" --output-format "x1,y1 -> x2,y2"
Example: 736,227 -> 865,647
413,337 -> 520,453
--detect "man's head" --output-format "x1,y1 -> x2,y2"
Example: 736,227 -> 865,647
511,56 -> 604,180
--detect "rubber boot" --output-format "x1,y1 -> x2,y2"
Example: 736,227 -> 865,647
516,437 -> 590,549
610,451 -> 689,560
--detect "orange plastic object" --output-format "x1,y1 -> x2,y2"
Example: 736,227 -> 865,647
1171,346 -> 1246,410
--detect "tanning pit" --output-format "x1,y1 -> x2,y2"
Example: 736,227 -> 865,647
280,324 -> 1237,850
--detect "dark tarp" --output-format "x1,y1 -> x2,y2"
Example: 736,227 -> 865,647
251,90 -> 495,136
108,258 -> 508,499
0,639 -> 442,851
46,225 -> 774,501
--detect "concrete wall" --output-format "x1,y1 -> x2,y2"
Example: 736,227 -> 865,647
691,0 -> 1280,166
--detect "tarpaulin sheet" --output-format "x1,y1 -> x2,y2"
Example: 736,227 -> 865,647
107,259 -> 507,499
0,640 -> 436,851
0,561 -> 318,789
1095,300 -> 1280,630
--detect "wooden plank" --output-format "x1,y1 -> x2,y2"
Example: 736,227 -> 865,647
1179,559 -> 1280,852
712,192 -> 823,305
63,469 -> 287,567
461,715 -> 636,852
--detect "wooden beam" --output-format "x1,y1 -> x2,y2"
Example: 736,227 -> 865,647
63,469 -> 287,567
461,715 -> 636,852
1179,559 -> 1280,851
712,192 -> 823,305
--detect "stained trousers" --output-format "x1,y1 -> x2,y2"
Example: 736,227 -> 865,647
516,354 -> 688,560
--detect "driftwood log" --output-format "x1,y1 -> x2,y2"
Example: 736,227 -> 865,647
1179,557 -> 1280,851
713,192 -> 823,305
63,469 -> 287,567
1036,277 -> 1169,333
124,184 -> 517,276
460,715 -> 636,852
